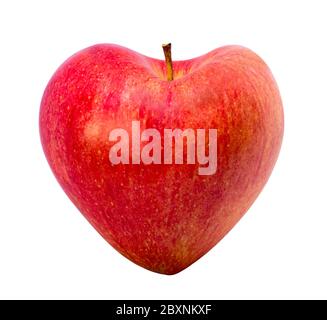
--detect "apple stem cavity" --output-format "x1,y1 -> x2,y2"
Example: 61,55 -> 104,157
162,43 -> 174,81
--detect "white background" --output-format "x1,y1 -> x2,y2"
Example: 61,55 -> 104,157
0,0 -> 326,299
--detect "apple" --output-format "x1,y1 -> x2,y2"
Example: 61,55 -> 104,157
39,43 -> 283,274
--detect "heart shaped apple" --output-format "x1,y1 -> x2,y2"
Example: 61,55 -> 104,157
39,43 -> 283,274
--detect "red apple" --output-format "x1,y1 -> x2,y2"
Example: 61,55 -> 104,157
39,43 -> 283,275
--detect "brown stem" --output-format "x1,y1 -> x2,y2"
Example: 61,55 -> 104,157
162,43 -> 174,81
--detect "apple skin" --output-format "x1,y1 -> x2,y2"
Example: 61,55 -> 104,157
39,44 -> 283,275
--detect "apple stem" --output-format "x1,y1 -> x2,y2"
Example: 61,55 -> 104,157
162,43 -> 174,81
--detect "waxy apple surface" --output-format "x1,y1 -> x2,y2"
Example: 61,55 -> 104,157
39,44 -> 283,274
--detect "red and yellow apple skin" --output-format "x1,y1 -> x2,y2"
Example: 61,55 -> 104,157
39,44 -> 283,275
